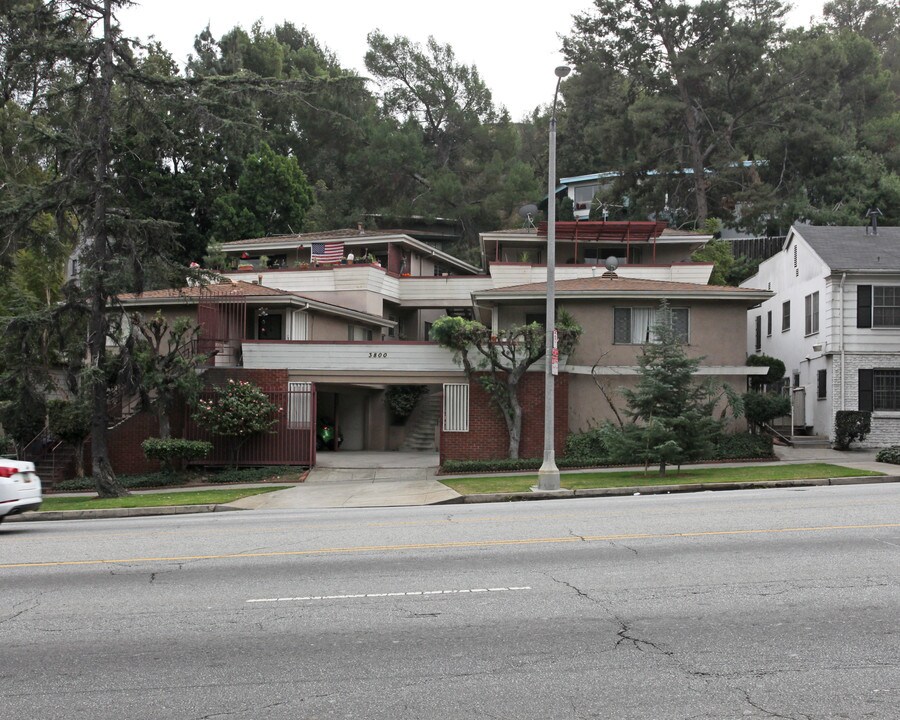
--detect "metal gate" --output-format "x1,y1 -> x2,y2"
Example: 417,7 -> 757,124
183,385 -> 317,467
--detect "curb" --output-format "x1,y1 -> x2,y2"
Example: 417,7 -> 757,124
6,476 -> 898,519
450,475 -> 900,504
5,504 -> 243,523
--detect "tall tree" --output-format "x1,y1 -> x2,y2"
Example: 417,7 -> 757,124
562,0 -> 792,228
365,31 -> 540,244
430,312 -> 582,459
212,141 -> 314,240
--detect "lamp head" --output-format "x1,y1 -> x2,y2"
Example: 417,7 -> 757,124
555,66 -> 571,79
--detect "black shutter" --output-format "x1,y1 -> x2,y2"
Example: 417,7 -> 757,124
858,369 -> 874,411
857,285 -> 872,328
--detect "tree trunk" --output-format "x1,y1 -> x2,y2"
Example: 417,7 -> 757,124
158,409 -> 171,440
504,375 -> 524,459
74,441 -> 84,479
88,0 -> 126,498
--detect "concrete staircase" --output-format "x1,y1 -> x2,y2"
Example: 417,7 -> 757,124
399,393 -> 441,452
33,444 -> 77,489
790,434 -> 832,449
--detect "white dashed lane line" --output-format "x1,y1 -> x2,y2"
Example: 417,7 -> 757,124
247,586 -> 532,604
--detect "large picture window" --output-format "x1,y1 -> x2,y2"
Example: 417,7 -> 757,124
614,307 -> 689,344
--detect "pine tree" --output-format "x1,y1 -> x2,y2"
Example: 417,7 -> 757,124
604,301 -> 728,475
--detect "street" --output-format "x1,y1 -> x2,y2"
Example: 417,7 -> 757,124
1,484 -> 898,720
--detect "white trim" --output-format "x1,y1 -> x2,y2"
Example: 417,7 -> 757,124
567,365 -> 771,376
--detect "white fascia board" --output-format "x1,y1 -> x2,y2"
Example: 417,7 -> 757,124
475,289 -> 773,303
224,234 -> 481,275
568,365 -> 771,376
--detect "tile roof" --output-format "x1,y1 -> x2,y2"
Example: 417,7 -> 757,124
119,281 -> 291,302
480,274 -> 768,296
793,224 -> 900,270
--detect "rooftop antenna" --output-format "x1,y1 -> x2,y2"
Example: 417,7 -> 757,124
518,203 -> 539,230
866,207 -> 883,235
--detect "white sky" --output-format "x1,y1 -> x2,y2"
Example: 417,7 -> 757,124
119,0 -> 827,121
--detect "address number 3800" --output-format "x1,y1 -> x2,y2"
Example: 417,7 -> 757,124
368,351 -> 388,359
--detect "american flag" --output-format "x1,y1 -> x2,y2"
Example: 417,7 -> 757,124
311,241 -> 344,264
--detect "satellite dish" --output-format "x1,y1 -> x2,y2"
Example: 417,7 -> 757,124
605,256 -> 619,273
518,203 -> 539,230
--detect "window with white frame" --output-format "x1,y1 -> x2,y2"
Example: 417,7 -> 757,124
804,292 -> 819,335
443,383 -> 469,432
614,307 -> 689,344
573,184 -> 599,211
873,286 -> 900,327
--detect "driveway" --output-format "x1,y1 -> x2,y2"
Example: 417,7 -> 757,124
228,451 -> 459,509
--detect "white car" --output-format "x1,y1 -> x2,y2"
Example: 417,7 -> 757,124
0,459 -> 43,525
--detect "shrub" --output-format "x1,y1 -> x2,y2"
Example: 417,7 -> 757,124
386,385 -> 428,423
746,354 -> 786,389
833,411 -> 871,450
564,427 -> 610,461
875,446 -> 900,464
712,433 -> 774,459
192,380 -> 280,466
142,438 -> 213,472
742,392 -> 791,428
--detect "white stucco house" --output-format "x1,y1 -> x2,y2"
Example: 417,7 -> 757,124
742,224 -> 900,446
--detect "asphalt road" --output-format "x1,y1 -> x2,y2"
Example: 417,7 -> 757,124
1,485 -> 898,720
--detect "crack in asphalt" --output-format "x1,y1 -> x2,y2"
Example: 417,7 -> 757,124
195,701 -> 289,719
742,690 -> 813,720
551,576 -> 592,601
0,594 -> 42,625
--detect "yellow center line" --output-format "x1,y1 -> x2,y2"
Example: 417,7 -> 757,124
1,523 -> 898,570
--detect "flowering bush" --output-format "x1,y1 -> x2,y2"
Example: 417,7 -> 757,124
193,380 -> 280,439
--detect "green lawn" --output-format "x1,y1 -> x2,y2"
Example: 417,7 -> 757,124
39,486 -> 290,512
439,463 -> 880,495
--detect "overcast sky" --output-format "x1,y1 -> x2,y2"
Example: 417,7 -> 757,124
118,0 -> 827,121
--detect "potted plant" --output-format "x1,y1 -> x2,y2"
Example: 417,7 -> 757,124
258,255 -> 269,269
297,261 -> 310,270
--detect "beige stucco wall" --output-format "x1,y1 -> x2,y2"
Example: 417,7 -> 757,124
497,298 -> 753,434
307,313 -> 351,341
555,299 -> 751,368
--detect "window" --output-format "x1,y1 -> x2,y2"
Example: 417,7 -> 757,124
614,307 -> 689,344
804,292 -> 819,335
817,370 -> 827,399
782,301 -> 791,332
443,383 -> 469,432
348,325 -> 373,341
257,312 -> 283,340
860,369 -> 900,411
873,286 -> 900,327
755,315 -> 762,352
766,310 -> 772,337
525,313 -> 546,327
573,184 -> 599,211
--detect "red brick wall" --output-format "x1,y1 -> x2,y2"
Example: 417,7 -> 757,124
440,373 -> 569,463
201,368 -> 289,391
87,368 -> 291,477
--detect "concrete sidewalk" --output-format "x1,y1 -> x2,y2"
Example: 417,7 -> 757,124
228,452 -> 461,510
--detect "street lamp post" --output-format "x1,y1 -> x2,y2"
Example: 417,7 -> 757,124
537,65 -> 570,492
